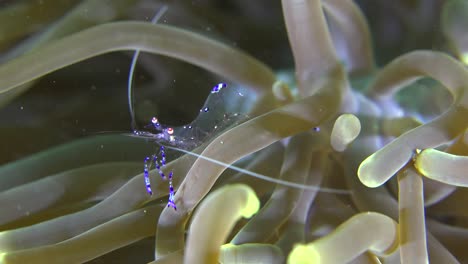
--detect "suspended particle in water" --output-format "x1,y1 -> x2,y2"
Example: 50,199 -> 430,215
200,107 -> 210,113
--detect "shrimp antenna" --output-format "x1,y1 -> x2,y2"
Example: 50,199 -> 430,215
128,5 -> 169,131
165,145 -> 352,194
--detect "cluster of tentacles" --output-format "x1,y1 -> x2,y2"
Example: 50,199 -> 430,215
0,0 -> 467,263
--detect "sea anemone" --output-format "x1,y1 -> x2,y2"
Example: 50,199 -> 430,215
0,0 -> 467,263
